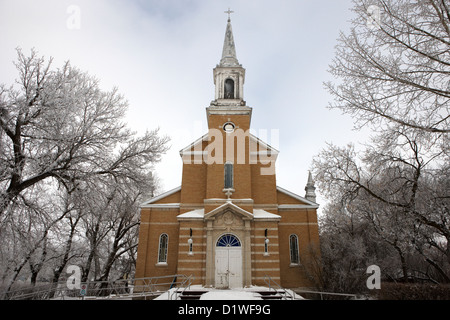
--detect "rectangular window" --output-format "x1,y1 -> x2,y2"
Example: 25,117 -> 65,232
264,229 -> 269,255
224,163 -> 233,189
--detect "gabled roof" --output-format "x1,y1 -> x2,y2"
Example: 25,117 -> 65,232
179,133 -> 209,156
140,186 -> 181,207
204,201 -> 254,220
177,209 -> 204,220
249,133 -> 279,154
140,185 -> 318,209
179,133 -> 279,157
253,209 -> 281,220
276,186 -> 319,208
177,202 -> 281,221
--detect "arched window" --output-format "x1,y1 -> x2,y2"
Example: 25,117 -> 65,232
217,233 -> 241,247
158,233 -> 169,263
224,162 -> 233,189
224,78 -> 234,99
289,234 -> 300,265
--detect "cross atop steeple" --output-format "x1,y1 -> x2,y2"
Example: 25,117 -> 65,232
224,8 -> 234,21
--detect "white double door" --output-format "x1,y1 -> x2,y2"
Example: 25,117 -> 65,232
215,247 -> 243,289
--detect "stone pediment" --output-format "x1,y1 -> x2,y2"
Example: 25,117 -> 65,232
204,201 -> 253,221
177,202 -> 281,222
179,133 -> 279,159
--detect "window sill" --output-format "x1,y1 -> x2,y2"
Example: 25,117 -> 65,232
289,263 -> 301,267
155,262 -> 168,267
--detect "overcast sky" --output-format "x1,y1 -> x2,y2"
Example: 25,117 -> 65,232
0,0 -> 371,208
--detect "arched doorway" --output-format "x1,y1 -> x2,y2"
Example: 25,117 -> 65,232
215,233 -> 242,288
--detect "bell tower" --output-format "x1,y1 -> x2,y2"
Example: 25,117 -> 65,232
204,11 -> 253,201
210,12 -> 248,108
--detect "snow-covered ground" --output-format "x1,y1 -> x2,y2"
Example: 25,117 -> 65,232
154,285 -> 304,300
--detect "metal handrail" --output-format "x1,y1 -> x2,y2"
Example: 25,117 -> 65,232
1,274 -> 190,300
169,274 -> 195,300
3,274 -> 358,300
262,275 -> 358,300
293,289 -> 358,300
263,275 -> 295,300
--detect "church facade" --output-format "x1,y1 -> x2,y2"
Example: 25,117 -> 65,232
135,16 -> 320,289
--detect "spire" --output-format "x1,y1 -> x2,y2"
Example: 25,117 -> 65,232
219,11 -> 240,67
210,9 -> 247,106
305,171 -> 317,203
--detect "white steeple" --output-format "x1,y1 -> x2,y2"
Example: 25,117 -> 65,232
211,11 -> 246,106
305,171 -> 317,203
219,14 -> 240,67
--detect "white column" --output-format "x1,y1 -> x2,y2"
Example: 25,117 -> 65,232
205,220 -> 214,287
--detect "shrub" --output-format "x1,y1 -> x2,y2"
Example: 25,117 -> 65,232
376,282 -> 450,300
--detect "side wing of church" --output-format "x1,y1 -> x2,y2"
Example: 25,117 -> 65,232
135,16 -> 320,289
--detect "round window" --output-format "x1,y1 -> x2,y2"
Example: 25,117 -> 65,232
223,122 -> 235,133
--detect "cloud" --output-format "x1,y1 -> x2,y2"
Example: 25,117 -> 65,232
0,0 -> 368,204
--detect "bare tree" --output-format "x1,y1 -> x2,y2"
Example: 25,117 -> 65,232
0,49 -> 169,292
95,188 -> 140,283
314,0 -> 450,289
0,48 -> 169,220
0,190 -> 71,293
313,129 -> 449,283
80,176 -> 145,283
48,186 -> 85,288
325,0 -> 449,134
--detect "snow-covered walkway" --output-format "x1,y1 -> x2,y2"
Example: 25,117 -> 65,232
154,285 -> 304,300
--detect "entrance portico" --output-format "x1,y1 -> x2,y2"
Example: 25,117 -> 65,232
204,201 -> 253,288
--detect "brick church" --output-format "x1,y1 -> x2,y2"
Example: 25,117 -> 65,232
135,15 -> 320,289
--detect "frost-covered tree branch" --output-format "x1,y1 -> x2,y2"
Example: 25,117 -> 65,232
0,48 -> 169,218
325,0 -> 450,133
312,127 -> 450,283
0,48 -> 169,290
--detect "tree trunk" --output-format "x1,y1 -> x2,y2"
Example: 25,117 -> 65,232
394,244 -> 410,282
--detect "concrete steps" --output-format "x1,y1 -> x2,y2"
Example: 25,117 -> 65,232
178,290 -> 209,300
176,289 -> 289,300
254,290 -> 285,300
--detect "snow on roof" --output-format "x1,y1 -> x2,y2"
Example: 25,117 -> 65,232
140,186 -> 181,206
253,209 -> 281,220
177,209 -> 204,219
